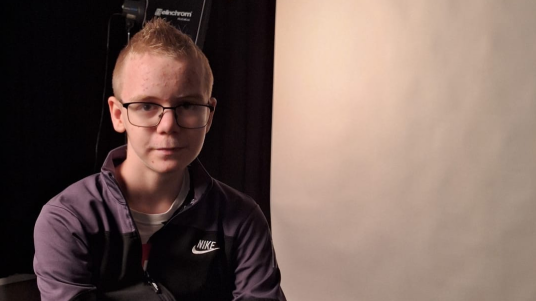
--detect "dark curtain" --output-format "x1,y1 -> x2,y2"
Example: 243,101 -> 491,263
201,1 -> 276,225
1,0 -> 275,278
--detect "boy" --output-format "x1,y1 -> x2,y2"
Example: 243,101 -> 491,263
33,17 -> 285,301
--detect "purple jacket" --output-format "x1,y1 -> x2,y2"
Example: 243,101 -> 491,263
33,145 -> 286,301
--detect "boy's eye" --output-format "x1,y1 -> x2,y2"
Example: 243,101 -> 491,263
141,103 -> 158,111
129,103 -> 160,112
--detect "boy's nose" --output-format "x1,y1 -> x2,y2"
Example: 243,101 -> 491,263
157,109 -> 179,131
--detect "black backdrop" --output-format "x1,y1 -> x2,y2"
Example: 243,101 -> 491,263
2,0 -> 275,277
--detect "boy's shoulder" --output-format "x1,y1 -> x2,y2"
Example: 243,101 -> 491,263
42,172 -> 122,220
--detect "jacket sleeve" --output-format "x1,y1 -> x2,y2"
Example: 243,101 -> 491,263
232,205 -> 286,301
33,203 -> 97,301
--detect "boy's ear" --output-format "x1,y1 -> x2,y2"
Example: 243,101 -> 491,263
205,97 -> 217,133
108,96 -> 126,133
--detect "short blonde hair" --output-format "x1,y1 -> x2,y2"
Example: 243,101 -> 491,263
112,17 -> 213,97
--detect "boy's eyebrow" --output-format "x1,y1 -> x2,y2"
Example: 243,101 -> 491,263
171,94 -> 206,102
126,94 -> 206,103
126,95 -> 156,102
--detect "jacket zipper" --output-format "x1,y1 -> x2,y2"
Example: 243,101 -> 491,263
108,174 -> 176,300
144,271 -> 161,294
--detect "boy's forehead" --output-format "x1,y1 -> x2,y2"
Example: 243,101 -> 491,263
118,52 -> 208,98
114,51 -> 210,97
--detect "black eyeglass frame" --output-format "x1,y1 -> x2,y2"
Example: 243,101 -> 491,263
122,102 -> 215,129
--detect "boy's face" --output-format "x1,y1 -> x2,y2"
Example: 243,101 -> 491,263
108,52 -> 216,175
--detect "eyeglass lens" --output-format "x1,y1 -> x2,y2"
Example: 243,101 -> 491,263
126,103 -> 209,128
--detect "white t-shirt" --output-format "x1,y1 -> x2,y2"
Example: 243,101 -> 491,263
130,170 -> 190,244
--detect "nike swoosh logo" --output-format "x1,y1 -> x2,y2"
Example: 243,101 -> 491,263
192,246 -> 220,254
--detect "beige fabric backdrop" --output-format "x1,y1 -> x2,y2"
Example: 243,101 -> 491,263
271,1 -> 536,300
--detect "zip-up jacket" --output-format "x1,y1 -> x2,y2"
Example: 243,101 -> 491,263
33,145 -> 286,301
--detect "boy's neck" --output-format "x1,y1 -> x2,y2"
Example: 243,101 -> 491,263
115,161 -> 185,214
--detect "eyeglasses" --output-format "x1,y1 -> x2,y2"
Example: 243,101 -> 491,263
122,102 -> 214,129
